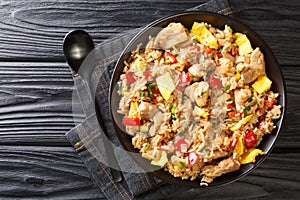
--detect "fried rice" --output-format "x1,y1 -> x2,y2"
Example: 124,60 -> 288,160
116,22 -> 281,185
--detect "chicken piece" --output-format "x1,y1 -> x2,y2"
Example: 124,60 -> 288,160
234,88 -> 251,110
201,157 -> 240,182
184,82 -> 197,102
148,111 -> 167,136
203,150 -> 228,162
154,23 -> 192,49
178,98 -> 193,133
195,82 -> 210,107
223,53 -> 235,63
241,48 -> 266,84
217,57 -> 234,76
188,64 -> 206,78
139,101 -> 159,120
185,82 -> 209,107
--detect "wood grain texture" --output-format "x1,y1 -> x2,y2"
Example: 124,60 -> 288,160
0,0 -> 299,65
0,146 -> 298,199
0,146 -> 105,199
0,0 -> 299,199
0,62 -> 76,145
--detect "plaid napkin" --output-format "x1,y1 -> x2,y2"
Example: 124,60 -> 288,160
66,0 -> 234,199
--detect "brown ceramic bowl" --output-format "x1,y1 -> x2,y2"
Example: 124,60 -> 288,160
109,11 -> 286,187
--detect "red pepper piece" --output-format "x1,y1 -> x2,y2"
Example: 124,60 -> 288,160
229,137 -> 238,149
208,76 -> 223,89
228,110 -> 240,118
174,138 -> 187,152
264,100 -> 273,109
203,46 -> 213,54
152,97 -> 158,104
163,52 -> 177,64
151,87 -> 160,95
176,73 -> 191,91
187,152 -> 200,166
217,52 -> 223,58
143,70 -> 152,79
233,47 -> 239,56
176,85 -> 184,91
227,104 -> 234,109
122,117 -> 140,126
190,45 -> 201,52
244,131 -> 257,147
125,72 -> 136,83
179,73 -> 191,84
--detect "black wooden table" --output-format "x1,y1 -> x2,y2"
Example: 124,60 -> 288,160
0,0 -> 299,199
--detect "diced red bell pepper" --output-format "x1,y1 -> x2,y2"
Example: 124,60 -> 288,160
151,87 -> 161,96
217,52 -> 223,58
179,73 -> 191,85
163,52 -> 177,64
125,72 -> 136,83
229,137 -> 238,149
176,85 -> 184,91
174,138 -> 187,152
264,100 -> 273,109
152,97 -> 158,104
176,73 -> 191,91
187,152 -> 200,166
208,76 -> 223,89
228,110 -> 240,118
233,47 -> 239,56
122,117 -> 140,126
143,70 -> 152,79
190,45 -> 201,52
244,131 -> 257,147
203,46 -> 213,54
227,104 -> 233,109
257,108 -> 263,112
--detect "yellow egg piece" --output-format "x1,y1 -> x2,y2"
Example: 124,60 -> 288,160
128,102 -> 141,119
241,148 -> 264,164
235,137 -> 244,156
252,75 -> 272,94
191,22 -> 218,49
234,33 -> 253,55
156,72 -> 175,101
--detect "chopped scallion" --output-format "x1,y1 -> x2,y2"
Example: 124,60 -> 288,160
243,106 -> 251,117
140,91 -> 145,98
177,161 -> 185,169
148,82 -> 157,88
171,106 -> 176,120
144,144 -> 150,151
224,85 -> 230,92
248,96 -> 253,102
178,131 -> 185,137
210,116 -> 216,120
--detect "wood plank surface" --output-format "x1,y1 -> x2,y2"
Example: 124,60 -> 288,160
0,146 -> 298,199
0,0 -> 299,65
0,0 -> 299,199
0,146 -> 105,199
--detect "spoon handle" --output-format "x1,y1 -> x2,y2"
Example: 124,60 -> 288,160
95,102 -> 123,182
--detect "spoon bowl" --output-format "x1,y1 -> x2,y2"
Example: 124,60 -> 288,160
63,30 -> 95,72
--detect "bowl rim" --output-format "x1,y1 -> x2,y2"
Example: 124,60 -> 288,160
109,11 -> 286,188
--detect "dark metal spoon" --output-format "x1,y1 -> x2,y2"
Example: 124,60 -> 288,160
63,30 -> 123,182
